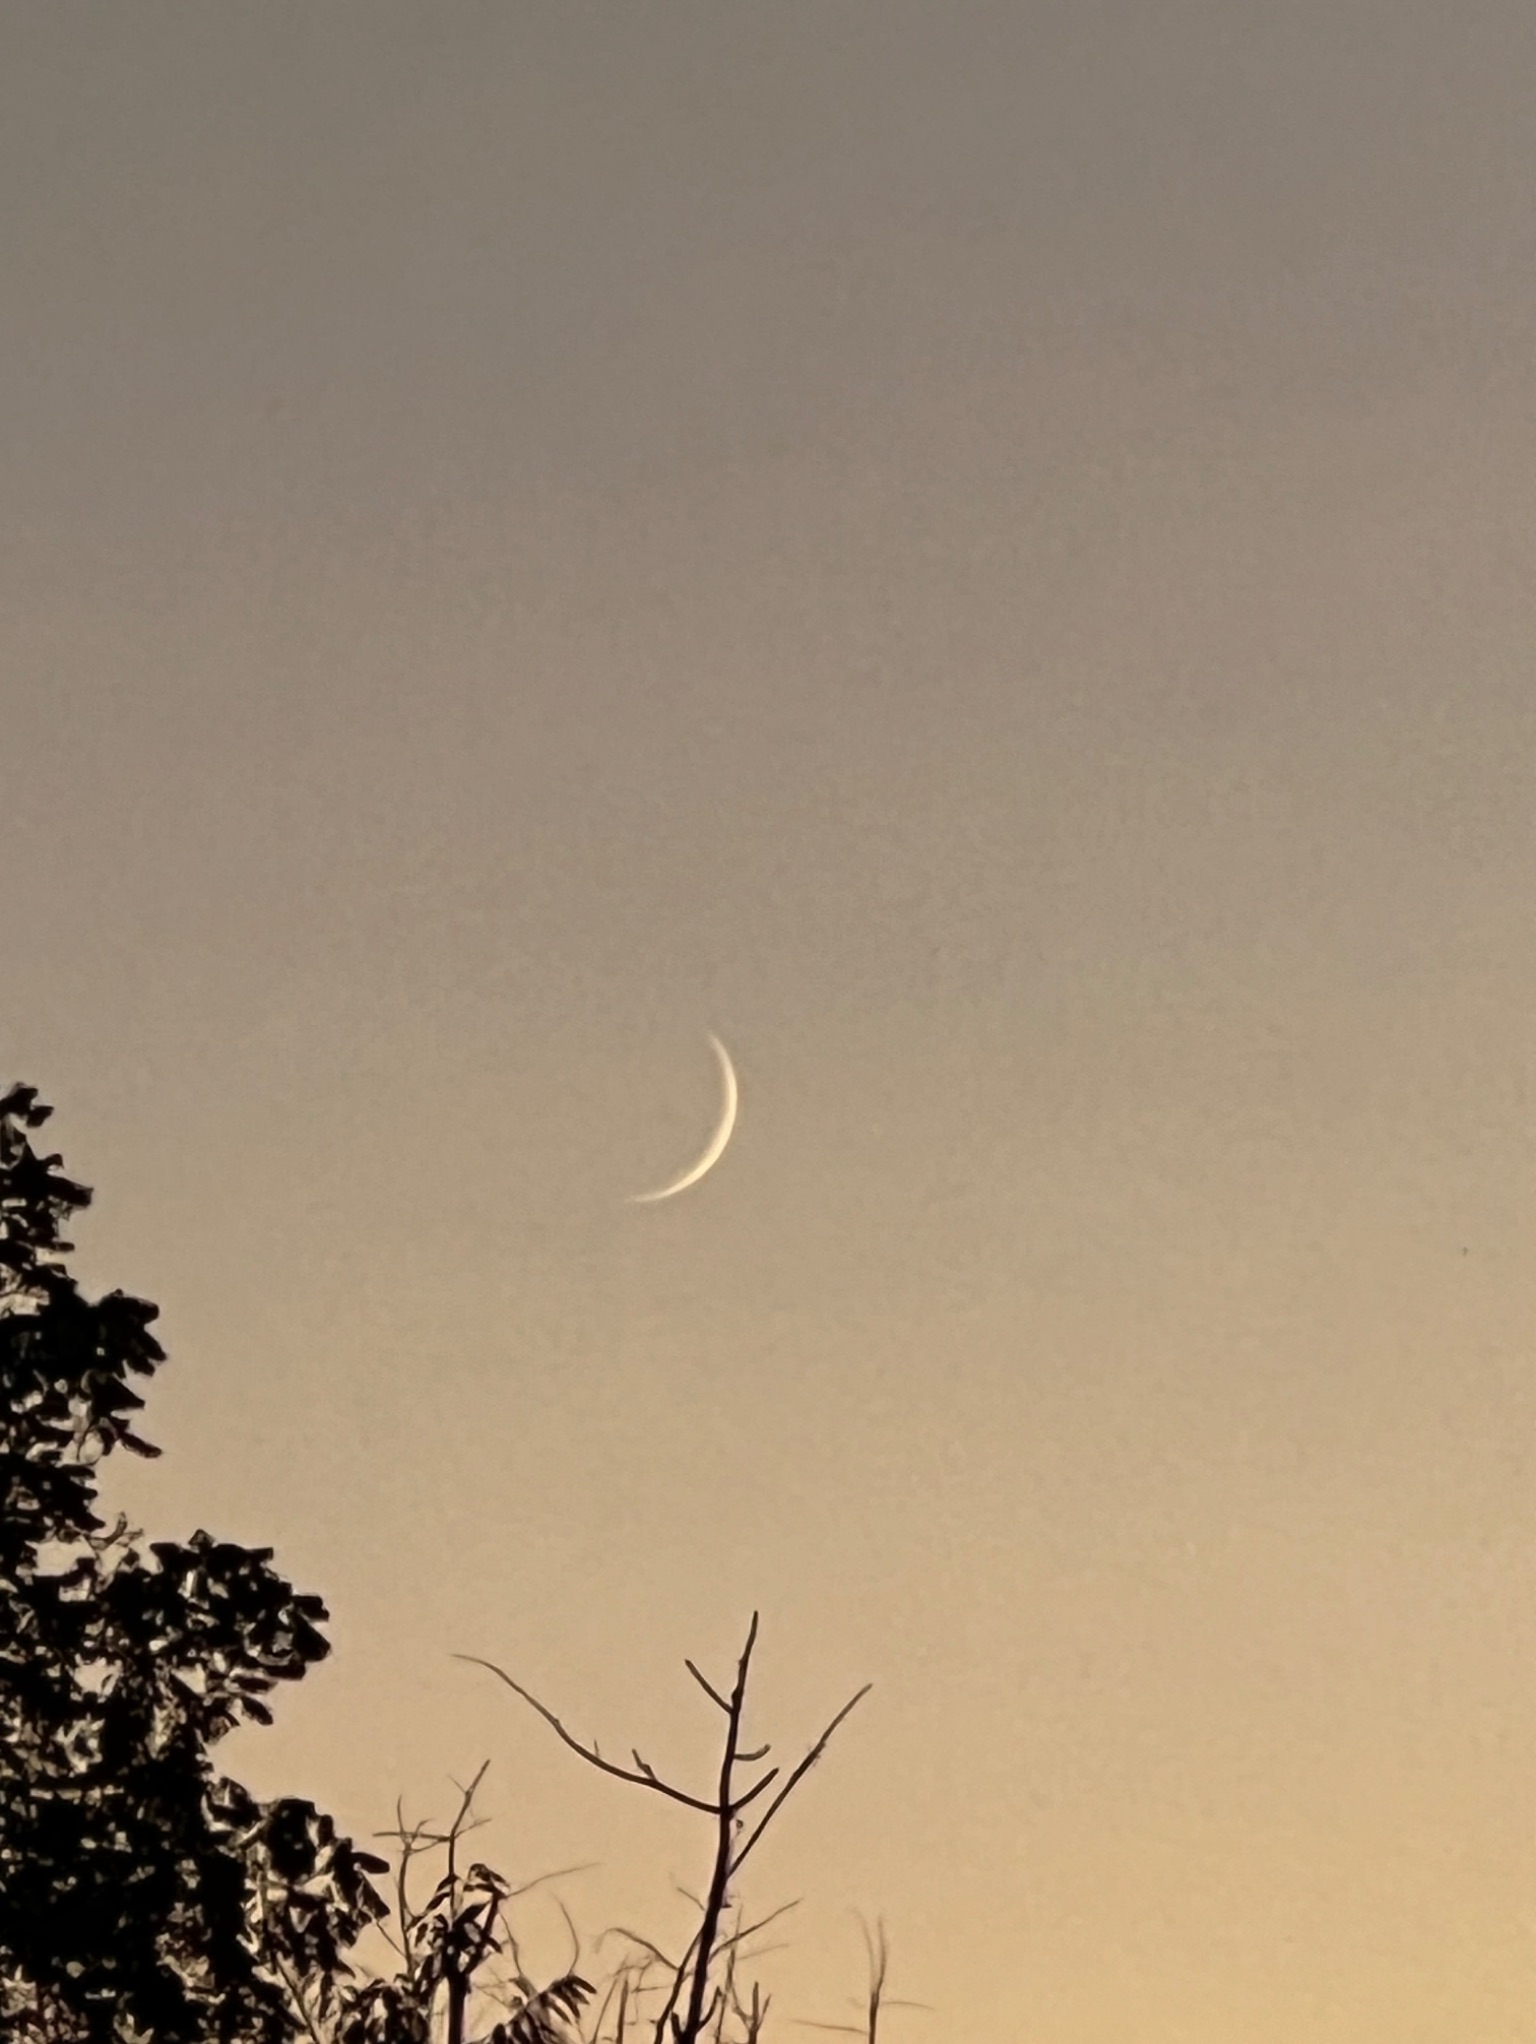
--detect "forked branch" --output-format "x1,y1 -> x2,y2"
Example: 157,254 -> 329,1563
462,1615 -> 870,2044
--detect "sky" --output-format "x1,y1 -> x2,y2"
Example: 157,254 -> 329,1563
4,4 -> 1536,2038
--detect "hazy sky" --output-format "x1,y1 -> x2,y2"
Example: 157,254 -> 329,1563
5,6 -> 1536,2038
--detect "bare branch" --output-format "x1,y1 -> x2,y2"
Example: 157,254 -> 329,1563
516,1887 -> 580,1990
714,1898 -> 800,1954
670,1616 -> 758,2044
454,1617 -> 870,2044
457,1655 -> 721,1815
796,1917 -> 929,2042
646,1919 -> 702,2044
601,1927 -> 678,1972
684,1659 -> 731,1712
451,1757 -> 493,1819
724,1764 -> 781,1814
730,1685 -> 871,1880
503,1862 -> 599,1902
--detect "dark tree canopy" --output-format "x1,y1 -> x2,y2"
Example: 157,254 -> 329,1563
1,1085 -> 874,2044
0,1084 -> 385,2042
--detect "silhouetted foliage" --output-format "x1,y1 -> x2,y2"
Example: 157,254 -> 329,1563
305,1766 -> 594,2044
0,1084 -> 387,2041
1,1085 -> 890,2044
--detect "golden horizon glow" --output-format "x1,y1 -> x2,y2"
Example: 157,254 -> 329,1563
4,7 -> 1535,2039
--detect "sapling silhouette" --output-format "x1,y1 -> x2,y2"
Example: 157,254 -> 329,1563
284,1764 -> 593,2044
461,1615 -> 869,2044
795,1918 -> 926,2044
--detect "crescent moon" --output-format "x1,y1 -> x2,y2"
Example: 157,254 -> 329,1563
628,1034 -> 739,1204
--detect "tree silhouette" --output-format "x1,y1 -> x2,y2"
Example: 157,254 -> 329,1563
0,1083 -> 386,2041
461,1616 -> 868,2044
0,1083 -> 894,2043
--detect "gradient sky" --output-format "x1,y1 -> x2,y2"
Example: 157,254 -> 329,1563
5,6 -> 1536,2039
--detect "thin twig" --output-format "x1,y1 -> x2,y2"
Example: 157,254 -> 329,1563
456,1656 -> 725,1815
601,1928 -> 679,1972
730,1686 -> 871,1881
684,1659 -> 731,1711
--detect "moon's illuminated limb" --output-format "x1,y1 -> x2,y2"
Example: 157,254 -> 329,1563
628,1033 -> 739,1203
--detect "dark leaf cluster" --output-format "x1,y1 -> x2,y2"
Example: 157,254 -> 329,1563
0,1085 -> 386,2042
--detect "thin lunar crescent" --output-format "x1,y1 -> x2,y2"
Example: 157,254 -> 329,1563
628,1034 -> 739,1204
